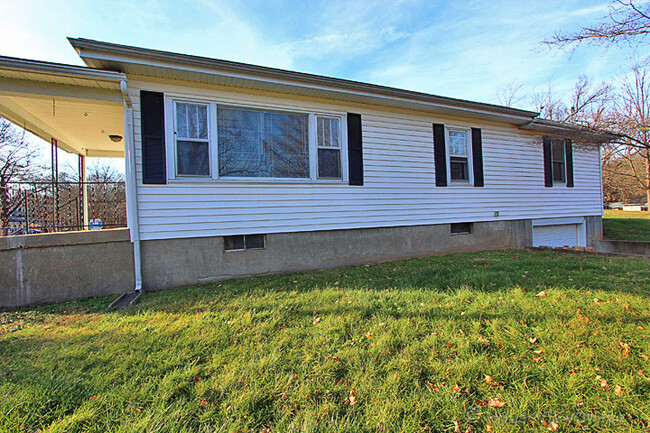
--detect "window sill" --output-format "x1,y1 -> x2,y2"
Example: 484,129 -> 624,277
164,177 -> 348,186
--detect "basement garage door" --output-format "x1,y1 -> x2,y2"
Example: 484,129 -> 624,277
532,218 -> 585,248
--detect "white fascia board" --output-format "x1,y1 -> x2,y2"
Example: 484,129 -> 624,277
0,55 -> 126,84
73,45 -> 539,125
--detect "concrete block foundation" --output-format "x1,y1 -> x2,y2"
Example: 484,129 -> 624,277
141,219 -> 532,291
0,229 -> 134,307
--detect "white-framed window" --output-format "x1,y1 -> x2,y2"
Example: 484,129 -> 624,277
173,101 -> 210,177
167,97 -> 345,182
446,128 -> 472,184
316,116 -> 342,179
217,106 -> 310,179
551,139 -> 566,184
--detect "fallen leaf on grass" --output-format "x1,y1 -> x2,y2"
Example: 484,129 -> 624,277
478,336 -> 489,344
451,384 -> 461,393
476,399 -> 486,407
638,371 -> 650,380
487,397 -> 505,408
596,375 -> 609,389
619,342 -> 630,356
535,291 -> 546,297
312,316 -> 321,325
486,423 -> 492,432
641,354 -> 650,361
347,389 -> 358,406
576,309 -> 589,323
615,385 -> 623,396
533,349 -> 544,355
427,381 -> 440,392
199,398 -> 208,406
545,421 -> 559,431
528,337 -> 538,344
484,375 -> 499,387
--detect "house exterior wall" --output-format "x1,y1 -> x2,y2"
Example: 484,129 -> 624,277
127,78 -> 603,242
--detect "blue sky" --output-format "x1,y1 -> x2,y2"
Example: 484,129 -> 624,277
0,0 -> 646,171
1,0 -> 645,107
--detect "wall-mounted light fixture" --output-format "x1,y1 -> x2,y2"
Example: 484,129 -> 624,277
108,134 -> 123,143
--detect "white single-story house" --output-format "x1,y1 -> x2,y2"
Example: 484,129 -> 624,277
0,38 -> 606,304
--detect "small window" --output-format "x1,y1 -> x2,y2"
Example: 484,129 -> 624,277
224,234 -> 266,251
448,129 -> 470,182
317,116 -> 342,179
451,222 -> 472,235
551,140 -> 566,183
175,102 -> 210,176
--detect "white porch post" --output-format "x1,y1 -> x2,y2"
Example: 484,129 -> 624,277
79,154 -> 89,229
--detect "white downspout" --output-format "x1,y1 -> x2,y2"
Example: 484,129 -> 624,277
121,80 -> 143,292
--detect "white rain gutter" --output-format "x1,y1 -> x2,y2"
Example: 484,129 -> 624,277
121,80 -> 142,292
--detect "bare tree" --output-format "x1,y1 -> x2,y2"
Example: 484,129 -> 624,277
496,81 -> 525,107
603,62 -> 650,207
0,118 -> 41,235
532,77 -> 610,125
543,1 -> 650,49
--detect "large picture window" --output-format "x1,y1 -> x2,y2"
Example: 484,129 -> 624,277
217,107 -> 309,178
175,102 -> 210,176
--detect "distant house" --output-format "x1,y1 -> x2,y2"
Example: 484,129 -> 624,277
0,39 -> 608,294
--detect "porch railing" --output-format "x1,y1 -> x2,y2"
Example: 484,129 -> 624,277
0,181 -> 126,236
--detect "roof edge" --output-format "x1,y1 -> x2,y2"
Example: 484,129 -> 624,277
68,37 -> 540,121
0,54 -> 126,83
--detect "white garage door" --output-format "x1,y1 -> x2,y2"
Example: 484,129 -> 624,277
533,224 -> 579,248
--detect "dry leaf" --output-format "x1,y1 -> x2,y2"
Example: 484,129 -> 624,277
484,375 -> 499,387
536,291 -> 547,297
533,349 -> 544,355
427,381 -> 440,392
547,421 -> 559,431
312,316 -> 321,325
528,337 -> 538,344
619,342 -> 630,356
366,331 -> 372,339
486,423 -> 492,432
348,389 -> 358,406
199,398 -> 208,406
487,397 -> 505,408
533,357 -> 543,363
638,371 -> 650,380
596,375 -> 609,389
451,384 -> 461,393
641,354 -> 650,361
476,399 -> 486,407
478,336 -> 489,344
576,309 -> 589,323
615,385 -> 622,396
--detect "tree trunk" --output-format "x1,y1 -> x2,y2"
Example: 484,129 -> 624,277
646,152 -> 650,213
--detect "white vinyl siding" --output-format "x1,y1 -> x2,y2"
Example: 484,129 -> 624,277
129,79 -> 603,241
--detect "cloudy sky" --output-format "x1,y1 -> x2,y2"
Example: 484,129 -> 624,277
0,0 -> 646,170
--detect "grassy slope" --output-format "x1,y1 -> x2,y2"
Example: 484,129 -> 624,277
1,250 -> 649,433
603,209 -> 650,242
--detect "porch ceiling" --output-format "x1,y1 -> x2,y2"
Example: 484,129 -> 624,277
0,55 -> 126,157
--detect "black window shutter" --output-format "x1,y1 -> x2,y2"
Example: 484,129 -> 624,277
471,127 -> 484,187
565,139 -> 574,187
347,113 -> 364,186
433,123 -> 447,187
140,90 -> 167,184
542,136 -> 553,187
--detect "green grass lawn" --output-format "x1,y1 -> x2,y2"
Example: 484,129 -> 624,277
1,250 -> 649,433
603,209 -> 650,242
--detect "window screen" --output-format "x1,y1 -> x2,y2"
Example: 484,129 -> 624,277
175,102 -> 210,176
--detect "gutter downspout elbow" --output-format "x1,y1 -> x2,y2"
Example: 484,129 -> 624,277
121,79 -> 143,292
